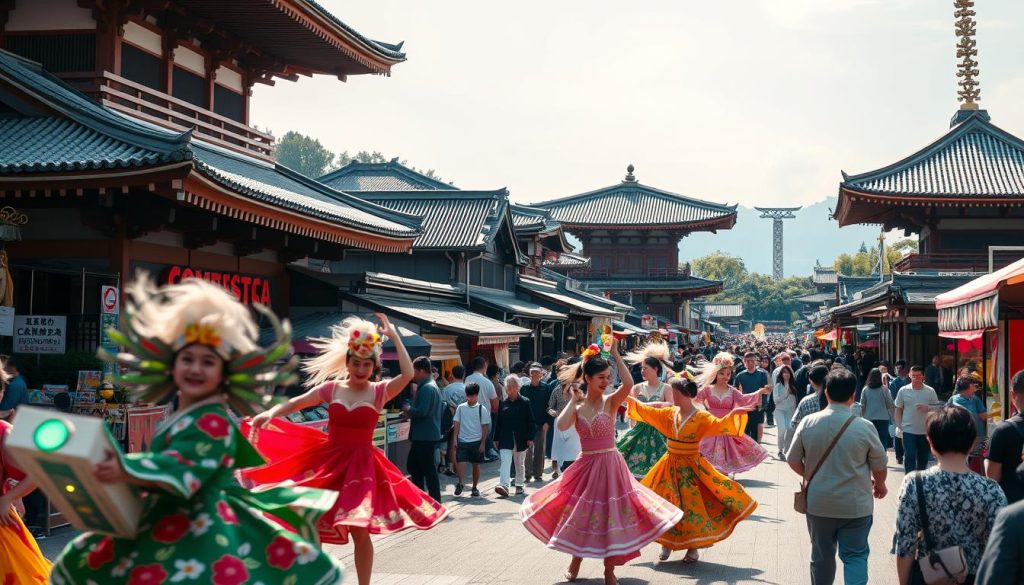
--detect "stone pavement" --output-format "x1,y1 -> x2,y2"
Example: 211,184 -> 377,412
328,424 -> 908,585
39,424 -> 909,584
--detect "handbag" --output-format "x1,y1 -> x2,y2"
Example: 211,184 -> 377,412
794,414 -> 856,514
911,472 -> 969,585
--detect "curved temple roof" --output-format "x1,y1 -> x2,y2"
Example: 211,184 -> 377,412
534,166 -> 737,231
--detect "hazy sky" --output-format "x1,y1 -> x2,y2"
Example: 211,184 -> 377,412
252,0 -> 1024,209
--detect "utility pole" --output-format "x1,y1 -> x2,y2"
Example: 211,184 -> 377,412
755,207 -> 802,280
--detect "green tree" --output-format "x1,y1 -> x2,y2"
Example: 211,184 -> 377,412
274,131 -> 335,177
690,251 -> 748,291
690,252 -> 813,324
832,237 -> 918,276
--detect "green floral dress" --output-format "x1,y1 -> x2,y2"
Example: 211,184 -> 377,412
51,398 -> 343,585
616,382 -> 669,478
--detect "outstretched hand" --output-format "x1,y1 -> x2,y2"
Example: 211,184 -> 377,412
376,312 -> 396,338
727,406 -> 754,418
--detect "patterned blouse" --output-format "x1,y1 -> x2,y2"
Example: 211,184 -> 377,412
892,468 -> 1007,573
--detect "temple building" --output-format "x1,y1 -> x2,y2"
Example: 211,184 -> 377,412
539,165 -> 736,328
0,0 -> 418,351
826,4 -> 1024,394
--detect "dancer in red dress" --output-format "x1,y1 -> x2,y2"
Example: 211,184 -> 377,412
244,314 -> 447,585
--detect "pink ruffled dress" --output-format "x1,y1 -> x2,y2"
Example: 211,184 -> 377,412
696,385 -> 769,474
520,409 -> 683,565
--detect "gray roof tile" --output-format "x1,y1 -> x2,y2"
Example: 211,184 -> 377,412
347,293 -> 532,338
843,111 -> 1024,197
535,174 -> 737,228
320,160 -> 454,192
354,190 -> 509,250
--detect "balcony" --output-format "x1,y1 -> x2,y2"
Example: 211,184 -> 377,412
568,267 -> 694,280
75,72 -> 274,161
893,251 -> 1024,274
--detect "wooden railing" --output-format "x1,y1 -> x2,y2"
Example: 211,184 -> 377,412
78,72 -> 274,161
893,251 -> 1023,273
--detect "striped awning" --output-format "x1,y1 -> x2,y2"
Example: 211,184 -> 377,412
422,334 -> 460,361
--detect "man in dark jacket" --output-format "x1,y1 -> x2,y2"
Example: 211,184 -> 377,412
405,356 -> 444,501
520,362 -> 555,482
493,375 -> 536,496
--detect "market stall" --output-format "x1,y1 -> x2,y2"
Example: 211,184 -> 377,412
936,257 -> 1024,421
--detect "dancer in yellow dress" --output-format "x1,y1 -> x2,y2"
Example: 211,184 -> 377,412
626,373 -> 758,564
0,418 -> 50,584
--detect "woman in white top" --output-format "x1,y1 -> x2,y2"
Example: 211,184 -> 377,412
772,364 -> 798,460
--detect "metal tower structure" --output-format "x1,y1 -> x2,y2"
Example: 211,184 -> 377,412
754,207 -> 802,280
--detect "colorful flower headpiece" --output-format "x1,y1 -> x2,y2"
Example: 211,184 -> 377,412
712,355 -> 733,368
672,369 -> 694,381
175,322 -> 231,359
348,329 -> 383,359
580,343 -> 601,360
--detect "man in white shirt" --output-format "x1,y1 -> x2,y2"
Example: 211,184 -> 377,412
894,365 -> 940,473
452,383 -> 491,497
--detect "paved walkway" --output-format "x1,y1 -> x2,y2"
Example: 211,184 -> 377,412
40,424 -> 910,584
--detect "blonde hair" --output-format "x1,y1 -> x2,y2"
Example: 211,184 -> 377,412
623,341 -> 672,366
302,316 -> 380,388
694,352 -> 736,388
126,276 -> 258,357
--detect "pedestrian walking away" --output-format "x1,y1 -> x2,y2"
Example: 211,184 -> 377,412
788,368 -> 888,585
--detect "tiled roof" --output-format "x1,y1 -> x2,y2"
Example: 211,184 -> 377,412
534,168 -> 737,229
469,286 -> 568,321
319,160 -> 453,192
795,291 -> 835,304
537,269 -> 635,312
580,277 -> 722,293
518,276 -> 621,318
842,111 -> 1024,198
0,50 -> 422,249
193,144 -> 423,238
701,304 -> 744,318
812,267 -> 838,285
0,117 -> 188,172
543,252 -> 591,268
831,274 -> 977,317
345,292 -> 532,339
510,204 -> 559,233
354,190 -> 511,250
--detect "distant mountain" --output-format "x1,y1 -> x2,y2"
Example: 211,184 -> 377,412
678,197 -> 881,277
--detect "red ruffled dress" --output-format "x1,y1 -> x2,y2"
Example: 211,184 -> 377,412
241,381 -> 448,544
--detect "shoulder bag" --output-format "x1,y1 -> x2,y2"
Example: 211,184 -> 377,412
794,414 -> 857,514
911,472 -> 969,585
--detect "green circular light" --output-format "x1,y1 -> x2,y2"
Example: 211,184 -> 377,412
34,419 -> 71,452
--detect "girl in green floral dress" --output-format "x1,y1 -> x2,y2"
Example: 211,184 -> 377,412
50,277 -> 344,585
616,343 -> 672,478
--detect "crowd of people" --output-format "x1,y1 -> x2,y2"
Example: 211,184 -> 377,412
1,280 -> 1023,584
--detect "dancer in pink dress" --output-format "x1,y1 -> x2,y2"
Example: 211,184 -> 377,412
520,339 -> 683,585
694,352 -> 771,476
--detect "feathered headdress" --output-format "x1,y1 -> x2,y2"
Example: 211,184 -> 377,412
99,276 -> 297,415
302,317 -> 383,389
693,351 -> 736,388
557,344 -> 605,386
624,341 -> 672,366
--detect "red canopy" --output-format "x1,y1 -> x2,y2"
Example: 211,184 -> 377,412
936,256 -> 1024,309
858,339 -> 879,348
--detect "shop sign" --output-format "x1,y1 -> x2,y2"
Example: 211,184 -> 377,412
0,306 -> 13,336
100,285 -> 119,314
14,315 -> 66,354
162,266 -> 273,306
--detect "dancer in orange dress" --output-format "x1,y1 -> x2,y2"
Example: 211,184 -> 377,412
0,418 -> 50,585
244,314 -> 447,585
627,373 -> 758,564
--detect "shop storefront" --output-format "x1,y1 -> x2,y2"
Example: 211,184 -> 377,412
936,257 -> 1024,421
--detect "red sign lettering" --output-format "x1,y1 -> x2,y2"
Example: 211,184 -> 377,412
162,266 -> 275,307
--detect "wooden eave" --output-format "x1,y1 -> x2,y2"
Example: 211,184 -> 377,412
835,186 -> 1024,227
181,172 -> 415,253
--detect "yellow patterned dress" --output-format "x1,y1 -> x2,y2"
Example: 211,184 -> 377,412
627,399 -> 757,550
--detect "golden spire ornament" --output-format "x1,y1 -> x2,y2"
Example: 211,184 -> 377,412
954,0 -> 980,109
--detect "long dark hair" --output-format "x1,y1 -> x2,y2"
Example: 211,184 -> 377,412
865,367 -> 883,389
559,355 -> 611,395
643,356 -> 663,377
670,378 -> 698,398
774,364 -> 797,396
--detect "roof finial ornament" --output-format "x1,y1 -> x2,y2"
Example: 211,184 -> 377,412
954,0 -> 980,110
624,164 -> 636,183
